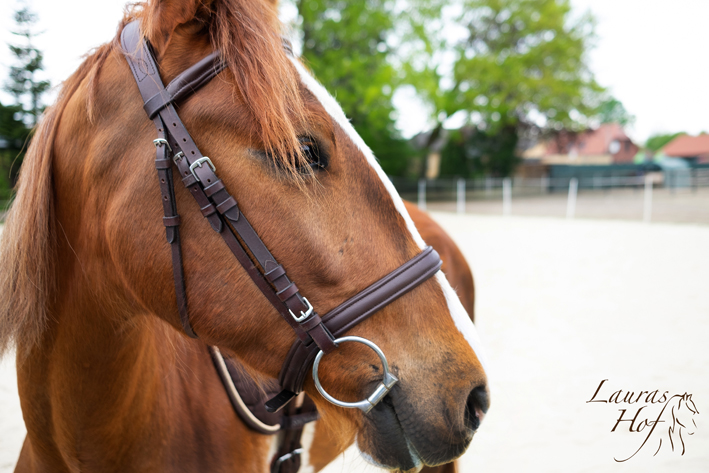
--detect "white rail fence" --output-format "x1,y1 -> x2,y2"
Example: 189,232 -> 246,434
390,169 -> 709,223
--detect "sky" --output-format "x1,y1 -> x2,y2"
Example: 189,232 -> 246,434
1,0 -> 707,144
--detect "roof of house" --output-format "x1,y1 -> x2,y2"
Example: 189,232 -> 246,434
663,134 -> 709,157
575,123 -> 631,155
543,123 -> 634,157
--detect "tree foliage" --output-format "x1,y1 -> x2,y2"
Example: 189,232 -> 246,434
1,2 -> 48,189
646,132 -> 685,153
0,101 -> 29,189
411,0 -> 604,176
293,0 -> 603,177
5,3 -> 50,128
598,97 -> 634,127
296,0 -> 442,176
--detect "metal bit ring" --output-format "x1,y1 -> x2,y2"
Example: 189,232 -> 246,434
312,336 -> 398,414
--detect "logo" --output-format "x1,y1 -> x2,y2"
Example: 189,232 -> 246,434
587,379 -> 699,462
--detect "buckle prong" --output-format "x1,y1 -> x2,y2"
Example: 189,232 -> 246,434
189,156 -> 216,182
153,138 -> 172,153
289,297 -> 313,323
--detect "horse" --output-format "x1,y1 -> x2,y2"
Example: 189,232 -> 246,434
654,393 -> 699,457
0,1 -> 488,472
403,202 -> 475,322
303,202 -> 477,473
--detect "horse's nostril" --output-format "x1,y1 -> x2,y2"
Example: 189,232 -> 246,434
464,385 -> 489,432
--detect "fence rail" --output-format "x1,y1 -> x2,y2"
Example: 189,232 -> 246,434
390,168 -> 709,224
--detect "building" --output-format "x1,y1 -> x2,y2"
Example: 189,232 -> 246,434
662,134 -> 709,164
522,123 -> 639,166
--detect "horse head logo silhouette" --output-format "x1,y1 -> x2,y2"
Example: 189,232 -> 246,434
655,393 -> 699,456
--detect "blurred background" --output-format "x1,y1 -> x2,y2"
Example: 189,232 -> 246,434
1,0 -> 708,222
0,0 -> 707,471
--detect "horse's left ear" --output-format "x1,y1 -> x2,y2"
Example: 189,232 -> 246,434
145,0 -> 213,53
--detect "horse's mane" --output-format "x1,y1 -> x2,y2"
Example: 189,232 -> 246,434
0,0 -> 322,357
0,44 -> 112,357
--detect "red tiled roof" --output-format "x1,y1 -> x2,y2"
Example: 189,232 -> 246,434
575,123 -> 630,155
663,135 -> 709,157
544,123 -> 634,156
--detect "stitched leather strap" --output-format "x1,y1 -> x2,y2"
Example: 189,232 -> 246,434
120,20 -> 443,416
265,246 -> 442,412
121,21 -> 336,352
143,51 -> 227,119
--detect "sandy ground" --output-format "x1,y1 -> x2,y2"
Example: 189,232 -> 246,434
323,214 -> 709,473
2,214 -> 708,472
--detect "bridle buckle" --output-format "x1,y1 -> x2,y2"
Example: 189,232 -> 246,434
189,156 -> 216,182
289,297 -> 313,323
153,138 -> 172,153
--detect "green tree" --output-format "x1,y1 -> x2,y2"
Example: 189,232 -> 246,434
5,2 -> 50,128
646,132 -> 685,153
598,97 -> 634,126
416,0 -> 604,177
0,101 -> 29,189
296,0 -> 440,176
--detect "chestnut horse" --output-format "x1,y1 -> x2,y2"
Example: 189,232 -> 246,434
404,202 -> 475,322
308,202 -> 477,473
0,1 -> 488,472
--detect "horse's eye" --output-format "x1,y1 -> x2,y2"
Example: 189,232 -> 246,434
299,137 -> 327,172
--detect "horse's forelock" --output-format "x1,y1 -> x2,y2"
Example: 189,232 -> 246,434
133,0 -> 317,179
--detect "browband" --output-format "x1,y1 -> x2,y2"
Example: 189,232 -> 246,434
120,20 -> 442,413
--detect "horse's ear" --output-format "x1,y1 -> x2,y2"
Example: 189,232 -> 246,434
145,0 -> 213,53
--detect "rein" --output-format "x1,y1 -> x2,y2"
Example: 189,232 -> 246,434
119,20 -> 442,414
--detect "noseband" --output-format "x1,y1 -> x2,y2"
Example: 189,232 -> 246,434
120,21 -> 442,413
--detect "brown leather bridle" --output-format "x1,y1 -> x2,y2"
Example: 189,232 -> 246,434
120,21 -> 442,413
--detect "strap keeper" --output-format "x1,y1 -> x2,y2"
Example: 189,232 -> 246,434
155,157 -> 172,170
182,173 -> 198,187
200,203 -> 217,218
216,196 -> 238,214
299,313 -> 322,331
163,215 -> 181,227
277,283 -> 300,302
265,265 -> 286,283
203,179 -> 225,197
144,91 -> 172,119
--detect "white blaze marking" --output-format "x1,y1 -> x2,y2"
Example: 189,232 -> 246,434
299,422 -> 316,473
291,59 -> 489,375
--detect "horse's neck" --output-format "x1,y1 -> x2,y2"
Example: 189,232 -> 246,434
17,304 -> 269,471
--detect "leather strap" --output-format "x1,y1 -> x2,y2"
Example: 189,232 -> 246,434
121,21 -> 337,352
210,345 -> 319,473
120,20 -> 443,416
266,246 -> 442,412
154,116 -> 197,337
270,399 -> 313,473
143,51 -> 227,119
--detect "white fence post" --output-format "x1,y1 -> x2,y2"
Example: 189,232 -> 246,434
418,179 -> 426,210
566,178 -> 578,219
502,177 -> 512,216
643,174 -> 653,223
456,178 -> 466,214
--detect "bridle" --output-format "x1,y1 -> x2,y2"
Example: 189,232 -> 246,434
120,20 -> 442,414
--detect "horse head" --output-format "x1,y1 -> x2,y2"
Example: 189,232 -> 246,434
672,393 -> 699,435
0,0 -> 488,469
